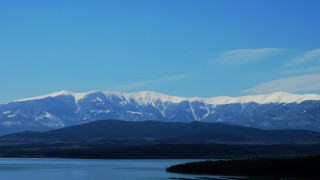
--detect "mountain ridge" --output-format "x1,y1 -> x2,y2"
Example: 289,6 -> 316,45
8,90 -> 320,105
1,90 -> 320,135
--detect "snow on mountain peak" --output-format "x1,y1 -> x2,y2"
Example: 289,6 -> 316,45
100,91 -> 186,105
13,90 -> 95,104
122,91 -> 186,104
10,90 -> 320,105
113,91 -> 320,105
204,92 -> 320,105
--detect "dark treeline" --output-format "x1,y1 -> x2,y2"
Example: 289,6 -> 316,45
1,141 -> 320,159
166,156 -> 320,178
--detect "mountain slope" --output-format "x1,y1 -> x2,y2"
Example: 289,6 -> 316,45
1,90 -> 320,135
1,120 -> 320,145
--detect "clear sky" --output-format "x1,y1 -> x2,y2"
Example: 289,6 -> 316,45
1,0 -> 320,102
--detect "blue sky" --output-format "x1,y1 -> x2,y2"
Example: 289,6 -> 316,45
1,0 -> 320,102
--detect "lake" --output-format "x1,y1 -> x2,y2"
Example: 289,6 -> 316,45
0,158 -> 239,180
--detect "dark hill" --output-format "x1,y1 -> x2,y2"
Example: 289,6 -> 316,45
1,120 -> 320,144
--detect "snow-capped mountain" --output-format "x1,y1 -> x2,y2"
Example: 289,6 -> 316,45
0,90 -> 320,135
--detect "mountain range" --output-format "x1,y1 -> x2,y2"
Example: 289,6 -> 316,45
1,90 -> 320,135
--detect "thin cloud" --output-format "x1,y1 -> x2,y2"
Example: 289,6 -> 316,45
288,48 -> 320,66
113,74 -> 195,90
214,48 -> 284,66
308,66 -> 320,72
280,65 -> 320,75
280,48 -> 320,75
243,73 -> 320,94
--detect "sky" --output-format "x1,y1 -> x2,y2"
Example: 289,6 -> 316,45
1,0 -> 320,102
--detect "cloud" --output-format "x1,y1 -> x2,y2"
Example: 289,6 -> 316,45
214,48 -> 284,66
113,74 -> 195,90
288,48 -> 320,66
280,65 -> 320,75
243,73 -> 320,94
280,48 -> 320,75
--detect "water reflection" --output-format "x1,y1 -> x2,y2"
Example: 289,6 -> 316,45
0,158 -> 308,180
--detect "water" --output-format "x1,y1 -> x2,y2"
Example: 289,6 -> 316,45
0,158 -> 237,180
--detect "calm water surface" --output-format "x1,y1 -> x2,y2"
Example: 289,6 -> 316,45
0,158 -> 236,180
